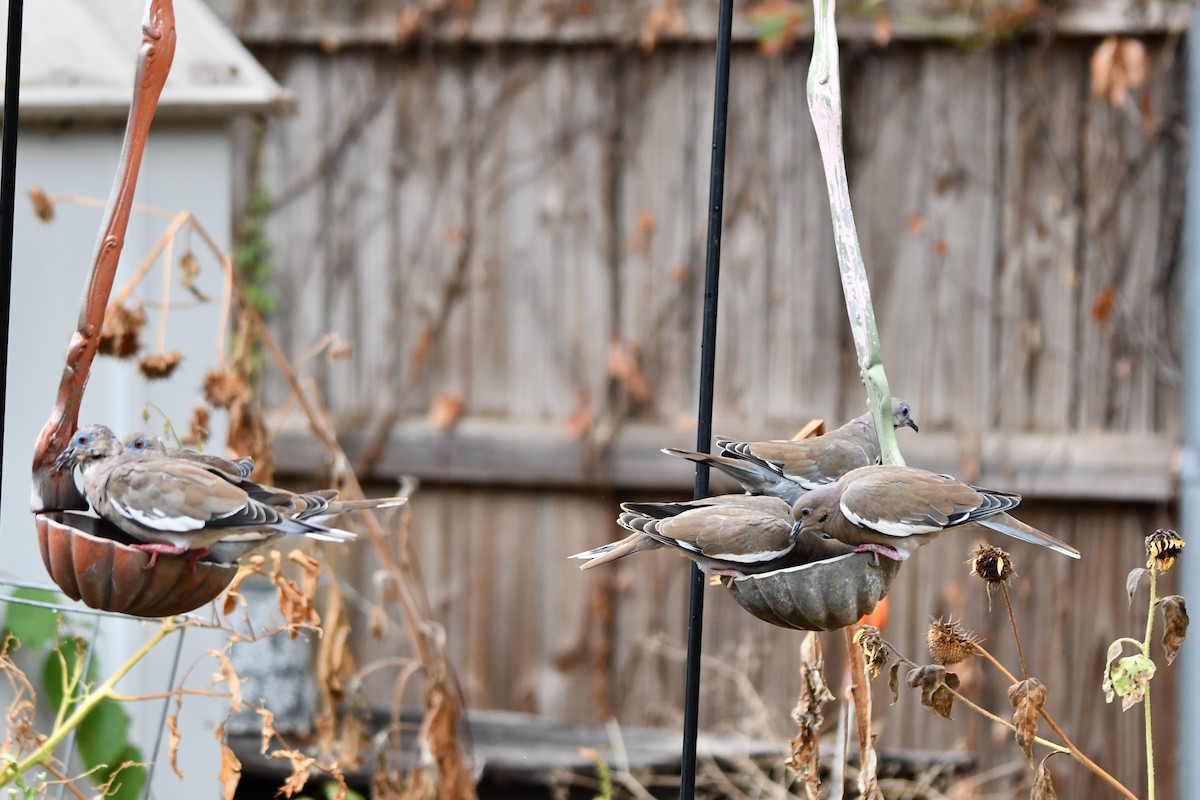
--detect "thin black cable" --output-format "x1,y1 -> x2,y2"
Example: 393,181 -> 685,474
0,0 -> 21,517
680,0 -> 734,796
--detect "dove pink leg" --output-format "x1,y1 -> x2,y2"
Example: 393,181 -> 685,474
852,543 -> 906,563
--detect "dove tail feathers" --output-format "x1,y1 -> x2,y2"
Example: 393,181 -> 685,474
978,514 -> 1080,559
569,532 -> 653,570
660,447 -> 786,498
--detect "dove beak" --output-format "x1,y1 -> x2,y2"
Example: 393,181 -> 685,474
53,445 -> 76,472
905,418 -> 919,433
790,520 -> 803,545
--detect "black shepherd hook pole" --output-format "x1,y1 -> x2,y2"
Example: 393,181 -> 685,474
0,0 -> 23,508
681,0 -> 734,796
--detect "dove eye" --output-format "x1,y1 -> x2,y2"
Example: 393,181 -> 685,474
900,405 -> 910,418
131,438 -> 145,451
75,434 -> 90,446
799,507 -> 812,518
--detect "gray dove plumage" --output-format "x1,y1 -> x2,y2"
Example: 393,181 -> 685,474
573,494 -> 855,575
56,424 -> 366,566
791,465 -> 1081,562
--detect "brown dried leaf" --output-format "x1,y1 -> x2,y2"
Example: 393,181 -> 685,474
99,302 -> 147,358
1091,36 -> 1149,107
609,340 -> 653,403
268,749 -> 315,797
1007,678 -> 1047,762
204,368 -> 250,410
28,186 -> 55,222
1159,595 -> 1188,666
139,350 -> 183,380
179,251 -> 210,302
1092,285 -> 1117,323
906,664 -> 960,719
257,706 -> 276,755
788,632 -> 834,794
888,662 -> 901,705
1032,755 -> 1059,799
185,405 -> 211,446
210,650 -> 243,713
428,392 -> 464,430
215,725 -> 242,800
167,714 -> 184,779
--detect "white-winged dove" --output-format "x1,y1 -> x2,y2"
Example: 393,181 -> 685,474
124,432 -> 256,478
573,494 -> 855,576
791,465 -> 1081,562
55,424 -> 360,566
671,397 -> 918,504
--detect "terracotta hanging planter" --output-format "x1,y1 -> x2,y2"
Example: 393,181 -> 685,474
36,512 -> 236,618
723,552 -> 901,631
25,1 -> 215,616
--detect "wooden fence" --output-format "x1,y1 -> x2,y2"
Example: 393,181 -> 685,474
209,1 -> 1189,796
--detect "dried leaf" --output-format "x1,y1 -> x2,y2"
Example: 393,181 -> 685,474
788,632 -> 834,794
99,302 -> 147,358
268,749 -> 315,797
852,625 -> 893,679
906,664 -> 960,719
28,186 -> 55,221
888,662 -> 901,705
1032,755 -> 1059,800
204,368 -> 250,410
1007,678 -> 1047,762
185,405 -> 211,446
1159,595 -> 1188,666
608,340 -> 652,402
1091,36 -> 1149,107
210,650 -> 243,713
1092,285 -> 1117,323
1127,567 -> 1148,604
179,251 -> 211,302
215,725 -> 242,800
428,392 -> 464,430
257,706 -> 276,755
166,714 -> 184,779
139,350 -> 183,380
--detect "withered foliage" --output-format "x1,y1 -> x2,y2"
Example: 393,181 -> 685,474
905,665 -> 960,720
99,301 -> 147,359
969,544 -> 1015,609
1032,755 -> 1060,800
139,350 -> 183,380
1008,678 -> 1047,762
204,368 -> 250,410
787,632 -> 834,799
1158,595 -> 1189,666
1146,528 -> 1185,573
852,625 -> 893,679
27,186 -> 55,222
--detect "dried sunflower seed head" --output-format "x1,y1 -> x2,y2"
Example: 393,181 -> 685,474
927,617 -> 979,666
1146,529 -> 1185,573
970,544 -> 1015,584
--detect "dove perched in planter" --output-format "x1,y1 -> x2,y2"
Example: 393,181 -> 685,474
117,429 -> 412,564
574,494 -> 855,576
124,432 -> 255,477
577,399 -> 919,571
664,398 -> 918,504
55,424 -> 362,567
791,465 -> 1081,563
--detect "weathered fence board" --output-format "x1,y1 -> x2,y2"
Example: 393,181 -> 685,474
229,19 -> 1188,800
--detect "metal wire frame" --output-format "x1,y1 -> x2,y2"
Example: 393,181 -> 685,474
0,576 -> 197,799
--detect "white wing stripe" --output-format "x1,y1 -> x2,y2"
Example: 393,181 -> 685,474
841,501 -> 942,538
112,499 -> 205,532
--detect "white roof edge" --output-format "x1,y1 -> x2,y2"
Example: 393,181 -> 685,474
0,0 -> 291,120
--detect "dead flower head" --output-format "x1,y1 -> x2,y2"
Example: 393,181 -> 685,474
1146,529 -> 1184,573
139,350 -> 183,380
853,625 -> 893,679
927,617 -> 979,666
99,302 -> 147,359
27,187 -> 55,222
204,368 -> 250,409
970,543 -> 1015,584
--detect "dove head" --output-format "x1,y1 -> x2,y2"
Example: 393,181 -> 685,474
124,432 -> 167,456
54,424 -> 124,471
790,483 -> 840,540
890,398 -> 918,433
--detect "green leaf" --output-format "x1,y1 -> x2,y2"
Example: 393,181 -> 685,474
3,588 -> 61,650
77,697 -> 132,772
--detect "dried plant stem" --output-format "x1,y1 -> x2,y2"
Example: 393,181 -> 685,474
108,210 -> 189,309
807,0 -> 903,465
843,627 -> 879,799
972,642 -> 1138,800
0,620 -> 178,789
998,582 -> 1029,680
944,688 -> 1069,756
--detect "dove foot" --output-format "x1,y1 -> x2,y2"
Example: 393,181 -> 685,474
130,542 -> 190,569
852,543 -> 905,564
709,567 -> 746,578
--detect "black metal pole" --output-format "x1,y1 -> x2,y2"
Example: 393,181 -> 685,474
0,0 -> 22,513
680,0 -> 734,796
